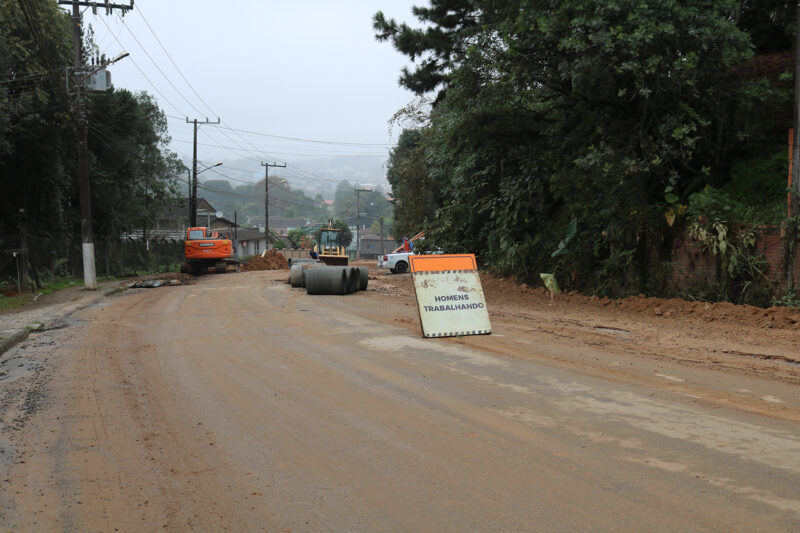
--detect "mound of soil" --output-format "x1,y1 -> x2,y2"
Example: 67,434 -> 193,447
477,273 -> 800,330
373,269 -> 800,331
242,250 -> 289,271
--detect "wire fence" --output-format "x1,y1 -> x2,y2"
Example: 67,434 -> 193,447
1,231 -> 184,293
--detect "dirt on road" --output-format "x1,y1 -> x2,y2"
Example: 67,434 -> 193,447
367,264 -> 800,420
0,264 -> 798,531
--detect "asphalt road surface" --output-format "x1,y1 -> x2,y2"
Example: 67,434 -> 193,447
1,270 -> 799,531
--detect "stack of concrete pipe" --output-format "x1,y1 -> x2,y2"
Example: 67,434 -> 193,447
291,265 -> 369,295
287,257 -> 318,268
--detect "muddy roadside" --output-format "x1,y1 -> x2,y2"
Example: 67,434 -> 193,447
365,266 -> 800,421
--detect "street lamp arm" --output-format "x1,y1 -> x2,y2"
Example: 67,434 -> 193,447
197,161 -> 223,174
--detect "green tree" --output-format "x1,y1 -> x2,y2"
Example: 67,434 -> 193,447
385,128 -> 437,239
0,1 -> 186,284
334,180 -> 356,219
376,0 -> 759,295
88,89 -> 183,237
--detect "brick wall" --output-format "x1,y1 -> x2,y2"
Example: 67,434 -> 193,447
671,224 -> 800,293
671,237 -> 717,288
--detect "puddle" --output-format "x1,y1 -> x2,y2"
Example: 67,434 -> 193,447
746,353 -> 800,368
595,326 -> 630,336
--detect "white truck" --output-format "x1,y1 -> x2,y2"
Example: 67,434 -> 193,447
378,252 -> 413,274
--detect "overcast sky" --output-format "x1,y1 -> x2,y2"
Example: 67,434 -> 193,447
81,0 -> 420,186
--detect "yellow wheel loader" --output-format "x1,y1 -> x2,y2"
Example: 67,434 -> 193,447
313,220 -> 349,266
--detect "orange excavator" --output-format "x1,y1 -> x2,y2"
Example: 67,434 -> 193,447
181,226 -> 240,275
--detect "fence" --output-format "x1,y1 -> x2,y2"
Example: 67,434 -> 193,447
1,231 -> 184,292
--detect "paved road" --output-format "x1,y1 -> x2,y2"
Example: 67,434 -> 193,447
2,271 -> 799,531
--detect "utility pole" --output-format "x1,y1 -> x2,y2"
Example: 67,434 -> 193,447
186,117 -> 220,226
354,187 -> 372,260
187,168 -> 192,222
261,162 -> 286,235
379,216 -> 385,255
60,0 -> 133,290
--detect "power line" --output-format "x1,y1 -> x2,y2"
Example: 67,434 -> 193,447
114,12 -> 208,118
168,136 -> 386,159
116,14 -> 354,179
216,125 -> 393,147
164,114 -> 392,149
136,5 -> 220,123
95,11 -> 388,190
95,15 -> 186,116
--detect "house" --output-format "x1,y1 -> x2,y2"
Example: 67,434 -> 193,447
235,228 -> 269,257
358,232 -> 395,259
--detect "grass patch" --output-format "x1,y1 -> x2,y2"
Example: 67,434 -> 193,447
0,294 -> 28,312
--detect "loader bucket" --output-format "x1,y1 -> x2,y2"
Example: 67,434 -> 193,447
320,255 -> 349,266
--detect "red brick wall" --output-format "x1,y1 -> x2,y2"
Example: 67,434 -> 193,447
671,237 -> 717,288
671,225 -> 800,293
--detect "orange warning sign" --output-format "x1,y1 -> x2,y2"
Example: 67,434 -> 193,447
409,254 -> 477,273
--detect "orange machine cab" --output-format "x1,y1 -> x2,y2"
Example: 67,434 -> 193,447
185,227 -> 233,260
182,227 -> 239,275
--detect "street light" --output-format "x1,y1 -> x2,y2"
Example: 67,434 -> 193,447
198,161 -> 223,174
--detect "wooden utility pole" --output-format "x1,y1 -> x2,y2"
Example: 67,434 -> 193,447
261,162 -> 287,236
186,117 -> 220,226
60,0 -> 133,289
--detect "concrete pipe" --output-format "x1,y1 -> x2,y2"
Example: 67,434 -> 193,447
347,267 -> 360,294
305,266 -> 348,295
288,257 -> 315,268
289,264 -> 304,287
300,263 -> 323,288
357,266 -> 369,291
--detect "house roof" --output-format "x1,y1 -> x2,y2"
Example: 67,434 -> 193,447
207,216 -> 237,227
235,228 -> 280,244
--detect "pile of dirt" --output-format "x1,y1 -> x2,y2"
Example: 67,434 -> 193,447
242,250 -> 289,271
373,269 -> 800,330
477,273 -> 800,330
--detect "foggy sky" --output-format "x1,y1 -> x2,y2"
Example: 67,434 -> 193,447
82,0 -> 420,187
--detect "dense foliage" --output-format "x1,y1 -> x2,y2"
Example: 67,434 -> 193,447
1,1 -> 183,286
377,0 -> 795,299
